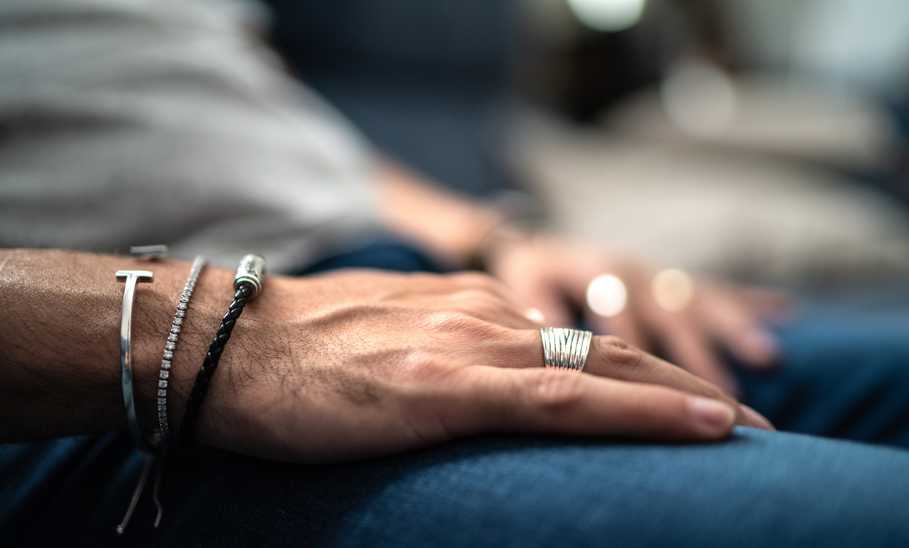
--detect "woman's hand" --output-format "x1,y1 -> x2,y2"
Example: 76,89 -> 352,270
197,270 -> 772,462
483,236 -> 789,394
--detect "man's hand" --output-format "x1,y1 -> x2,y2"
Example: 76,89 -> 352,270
201,269 -> 772,462
483,236 -> 789,394
0,251 -> 771,462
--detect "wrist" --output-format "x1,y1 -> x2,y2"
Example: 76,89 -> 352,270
182,275 -> 296,453
130,261 -> 237,446
0,250 -> 248,443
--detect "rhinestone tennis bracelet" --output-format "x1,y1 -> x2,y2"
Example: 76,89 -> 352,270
155,255 -> 207,445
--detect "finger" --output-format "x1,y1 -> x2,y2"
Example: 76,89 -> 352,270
738,287 -> 792,321
587,307 -> 647,349
697,294 -> 779,367
658,318 -> 740,396
742,405 -> 775,431
449,366 -> 737,441
507,279 -> 573,328
560,269 -> 639,343
627,274 -> 742,393
511,331 -> 769,429
583,335 -> 768,429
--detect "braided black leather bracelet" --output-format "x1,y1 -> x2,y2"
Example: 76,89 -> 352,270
177,254 -> 266,448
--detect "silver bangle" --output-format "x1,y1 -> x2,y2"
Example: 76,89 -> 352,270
116,269 -> 155,453
155,255 -> 207,445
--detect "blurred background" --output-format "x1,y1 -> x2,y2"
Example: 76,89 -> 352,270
263,0 -> 909,291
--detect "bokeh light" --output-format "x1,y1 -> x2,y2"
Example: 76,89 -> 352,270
525,307 -> 546,324
566,0 -> 647,33
586,274 -> 628,317
651,268 -> 694,312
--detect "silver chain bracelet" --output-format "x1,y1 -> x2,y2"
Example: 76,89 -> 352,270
155,255 -> 207,444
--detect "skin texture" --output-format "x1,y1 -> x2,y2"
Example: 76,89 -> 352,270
376,162 -> 788,394
0,249 -> 771,463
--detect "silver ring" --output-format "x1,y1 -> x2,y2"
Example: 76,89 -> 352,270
540,327 -> 592,372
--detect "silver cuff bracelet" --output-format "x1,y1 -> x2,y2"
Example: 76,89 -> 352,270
115,269 -> 155,453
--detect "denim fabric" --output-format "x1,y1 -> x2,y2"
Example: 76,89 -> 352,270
4,429 -> 909,547
3,241 -> 909,546
744,300 -> 909,447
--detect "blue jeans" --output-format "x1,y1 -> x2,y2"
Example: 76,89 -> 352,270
4,240 -> 909,546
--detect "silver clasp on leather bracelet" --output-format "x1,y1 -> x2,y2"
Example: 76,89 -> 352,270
234,253 -> 266,299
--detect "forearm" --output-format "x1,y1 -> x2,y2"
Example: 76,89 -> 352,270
374,160 -> 505,266
0,249 -> 237,441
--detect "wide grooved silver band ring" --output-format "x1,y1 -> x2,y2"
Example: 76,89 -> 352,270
540,327 -> 593,372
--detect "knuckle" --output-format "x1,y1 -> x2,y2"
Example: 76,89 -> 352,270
595,336 -> 643,369
463,316 -> 504,339
426,310 -> 474,330
452,270 -> 492,283
451,288 -> 499,304
405,272 -> 452,290
452,271 -> 501,291
599,335 -> 631,350
398,349 -> 455,385
401,273 -> 430,287
425,310 -> 497,337
528,370 -> 585,409
400,349 -> 438,373
408,272 -> 444,283
451,292 -> 515,319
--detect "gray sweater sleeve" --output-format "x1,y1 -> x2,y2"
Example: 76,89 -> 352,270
0,0 -> 380,272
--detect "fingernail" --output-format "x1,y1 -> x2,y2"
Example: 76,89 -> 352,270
688,398 -> 735,436
741,405 -> 775,431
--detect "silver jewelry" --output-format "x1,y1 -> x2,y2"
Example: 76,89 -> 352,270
114,266 -> 159,535
540,327 -> 592,372
155,256 -> 207,444
116,269 -> 155,452
234,253 -> 267,298
129,244 -> 168,260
